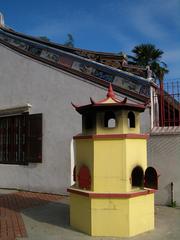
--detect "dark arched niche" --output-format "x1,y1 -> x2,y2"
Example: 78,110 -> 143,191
144,167 -> 158,189
128,111 -> 135,128
104,111 -> 116,128
131,166 -> 144,187
73,166 -> 76,182
84,113 -> 94,129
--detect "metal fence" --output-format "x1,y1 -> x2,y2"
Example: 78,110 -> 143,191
153,80 -> 180,127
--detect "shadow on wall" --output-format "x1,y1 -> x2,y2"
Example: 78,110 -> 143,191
164,182 -> 176,207
165,184 -> 172,206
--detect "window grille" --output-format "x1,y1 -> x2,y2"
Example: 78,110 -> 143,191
0,113 -> 42,165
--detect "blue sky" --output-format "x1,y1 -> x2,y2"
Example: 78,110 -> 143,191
0,0 -> 180,80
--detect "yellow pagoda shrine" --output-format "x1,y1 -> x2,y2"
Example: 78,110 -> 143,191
68,84 -> 158,237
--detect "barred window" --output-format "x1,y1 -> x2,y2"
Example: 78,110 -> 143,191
0,113 -> 42,165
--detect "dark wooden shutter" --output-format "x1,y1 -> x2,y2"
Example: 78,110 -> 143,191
27,113 -> 42,163
20,114 -> 28,165
0,120 -> 2,162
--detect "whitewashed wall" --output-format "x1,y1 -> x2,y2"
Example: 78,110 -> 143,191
148,133 -> 180,206
0,43 -> 150,194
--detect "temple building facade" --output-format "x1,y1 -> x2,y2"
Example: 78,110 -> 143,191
0,15 -> 179,206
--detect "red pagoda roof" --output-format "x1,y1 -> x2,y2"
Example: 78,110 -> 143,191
72,84 -> 146,114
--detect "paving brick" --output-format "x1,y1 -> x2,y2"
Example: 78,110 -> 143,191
0,191 -> 63,239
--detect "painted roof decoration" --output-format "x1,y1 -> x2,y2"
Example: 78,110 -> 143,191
0,15 -> 156,102
72,84 -> 146,114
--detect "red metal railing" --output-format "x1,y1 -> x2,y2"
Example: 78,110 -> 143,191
153,80 -> 180,127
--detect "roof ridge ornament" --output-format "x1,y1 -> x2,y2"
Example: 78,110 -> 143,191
121,97 -> 127,104
90,97 -> 95,104
106,84 -> 127,104
107,83 -> 116,98
71,102 -> 79,109
0,12 -> 4,27
72,83 -> 146,114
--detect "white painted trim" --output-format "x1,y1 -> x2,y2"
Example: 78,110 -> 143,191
70,139 -> 75,185
150,86 -> 154,129
0,103 -> 32,117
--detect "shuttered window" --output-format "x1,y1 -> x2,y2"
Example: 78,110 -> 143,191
0,113 -> 42,165
27,114 -> 42,163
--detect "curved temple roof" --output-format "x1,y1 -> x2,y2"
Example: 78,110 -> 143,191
72,84 -> 146,114
0,21 -> 155,102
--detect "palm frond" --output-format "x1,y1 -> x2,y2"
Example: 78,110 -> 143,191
131,43 -> 168,82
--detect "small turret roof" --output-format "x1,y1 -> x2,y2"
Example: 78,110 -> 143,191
72,84 -> 146,114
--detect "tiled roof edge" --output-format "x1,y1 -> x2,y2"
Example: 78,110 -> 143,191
0,38 -> 149,103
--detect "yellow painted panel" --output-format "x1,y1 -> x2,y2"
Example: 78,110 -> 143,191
125,139 -> 147,191
93,177 -> 128,192
129,194 -> 154,236
91,198 -> 128,210
70,193 -> 91,234
75,139 -> 93,167
93,139 -> 127,192
70,193 -> 154,237
91,198 -> 129,236
93,138 -> 147,192
94,139 -> 124,177
75,139 -> 94,189
125,139 -> 147,167
91,209 -> 129,236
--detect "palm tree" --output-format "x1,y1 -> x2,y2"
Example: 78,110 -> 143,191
151,61 -> 169,82
130,44 -> 169,83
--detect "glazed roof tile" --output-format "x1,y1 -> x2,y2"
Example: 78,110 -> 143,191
0,25 -> 156,103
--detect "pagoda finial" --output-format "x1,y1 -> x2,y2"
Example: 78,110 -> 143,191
107,83 -> 115,98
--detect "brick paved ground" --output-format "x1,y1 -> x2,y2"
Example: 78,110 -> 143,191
0,191 -> 63,240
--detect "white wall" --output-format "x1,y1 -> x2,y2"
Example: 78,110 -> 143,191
148,133 -> 180,206
0,43 -> 150,194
